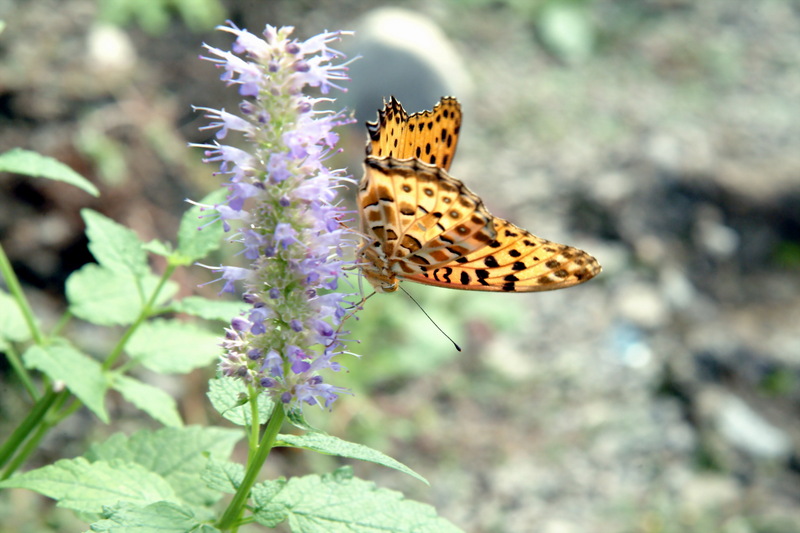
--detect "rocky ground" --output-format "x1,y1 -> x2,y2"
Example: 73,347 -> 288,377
1,1 -> 798,532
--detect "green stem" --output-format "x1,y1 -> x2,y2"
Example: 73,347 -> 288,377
50,309 -> 73,337
0,244 -> 44,345
2,343 -> 38,400
0,389 -> 59,473
1,390 -> 70,480
0,243 -> 44,394
217,402 -> 285,530
103,264 -> 176,371
247,386 -> 261,460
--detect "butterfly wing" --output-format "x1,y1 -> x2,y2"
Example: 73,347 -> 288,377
365,96 -> 462,172
403,218 -> 601,292
362,157 -> 600,292
360,157 -> 496,271
358,97 -> 601,293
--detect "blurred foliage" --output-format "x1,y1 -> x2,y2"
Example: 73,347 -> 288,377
536,0 -> 595,64
345,286 -> 530,391
773,241 -> 800,269
75,128 -> 128,187
453,0 -> 596,63
98,0 -> 226,34
760,368 -> 796,397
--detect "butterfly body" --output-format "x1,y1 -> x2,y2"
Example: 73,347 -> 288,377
357,97 -> 601,294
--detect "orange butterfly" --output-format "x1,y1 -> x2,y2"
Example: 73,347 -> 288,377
357,97 -> 601,293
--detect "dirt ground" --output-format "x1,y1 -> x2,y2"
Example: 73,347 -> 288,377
1,1 -> 799,532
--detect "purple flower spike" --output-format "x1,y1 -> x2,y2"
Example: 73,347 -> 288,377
195,21 -> 357,410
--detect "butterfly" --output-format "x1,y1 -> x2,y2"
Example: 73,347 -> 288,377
356,96 -> 601,294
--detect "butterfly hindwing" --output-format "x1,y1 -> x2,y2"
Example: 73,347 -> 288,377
403,219 -> 601,292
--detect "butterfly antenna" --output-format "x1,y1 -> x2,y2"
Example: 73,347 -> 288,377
399,285 -> 461,352
336,291 -> 376,336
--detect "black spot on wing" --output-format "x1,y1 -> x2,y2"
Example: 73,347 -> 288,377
484,256 -> 499,268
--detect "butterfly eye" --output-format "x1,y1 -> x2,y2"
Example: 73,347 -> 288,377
423,188 -> 434,197
449,210 -> 460,219
442,197 -> 451,204
402,185 -> 411,193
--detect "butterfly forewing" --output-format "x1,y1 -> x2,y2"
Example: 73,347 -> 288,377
358,96 -> 601,293
366,96 -> 462,172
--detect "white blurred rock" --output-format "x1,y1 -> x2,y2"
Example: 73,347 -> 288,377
704,391 -> 792,460
680,474 -> 740,515
343,7 -> 473,125
86,24 -> 137,88
693,206 -> 739,259
615,282 -> 670,329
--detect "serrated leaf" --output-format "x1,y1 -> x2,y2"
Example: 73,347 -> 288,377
82,209 -> 148,276
207,377 -> 274,426
252,467 -> 463,532
87,426 -> 241,507
91,501 -> 218,533
173,296 -> 246,322
0,289 -> 33,345
112,375 -> 183,427
23,341 -> 109,422
249,480 -> 289,527
176,189 -> 227,264
0,148 -> 99,196
276,433 -> 427,484
201,458 -> 244,494
0,458 -> 176,514
127,319 -> 220,374
66,264 -> 177,326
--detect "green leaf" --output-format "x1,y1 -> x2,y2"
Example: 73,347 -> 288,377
66,264 -> 177,326
91,501 -> 219,533
0,458 -> 176,515
143,239 -> 173,257
87,426 -> 241,507
207,377 -> 274,426
173,296 -> 246,322
176,188 -> 227,264
252,467 -> 463,532
82,209 -> 148,276
201,458 -> 244,494
250,480 -> 288,527
127,319 -> 220,374
0,289 -> 33,346
112,375 -> 183,427
276,433 -> 427,485
23,341 -> 109,422
285,406 -> 317,432
0,148 -> 99,196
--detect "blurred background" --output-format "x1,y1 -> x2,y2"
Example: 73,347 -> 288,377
1,0 -> 799,531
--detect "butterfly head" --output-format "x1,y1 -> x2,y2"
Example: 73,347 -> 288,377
356,244 -> 400,293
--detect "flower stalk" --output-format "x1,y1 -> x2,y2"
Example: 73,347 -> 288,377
217,398 -> 286,529
195,22 -> 356,410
